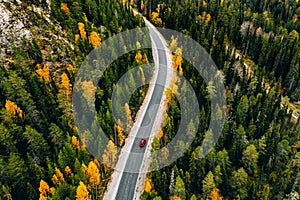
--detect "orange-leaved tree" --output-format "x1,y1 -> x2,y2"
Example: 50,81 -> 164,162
144,179 -> 152,193
170,196 -> 181,200
208,188 -> 223,200
61,3 -> 70,15
39,180 -> 50,196
135,50 -> 143,64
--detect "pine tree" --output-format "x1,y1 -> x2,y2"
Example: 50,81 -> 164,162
173,175 -> 186,200
202,171 -> 216,198
231,168 -> 249,199
242,144 -> 258,175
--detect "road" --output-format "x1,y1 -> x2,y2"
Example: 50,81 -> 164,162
103,15 -> 172,199
114,22 -> 168,200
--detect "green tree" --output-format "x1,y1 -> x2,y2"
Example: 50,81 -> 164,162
231,168 -> 249,199
202,171 -> 215,198
174,175 -> 186,200
236,95 -> 249,125
242,144 -> 258,175
23,126 -> 50,161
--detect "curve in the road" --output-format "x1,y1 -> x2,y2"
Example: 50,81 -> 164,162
114,24 -> 168,200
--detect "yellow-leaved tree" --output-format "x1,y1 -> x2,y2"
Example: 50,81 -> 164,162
76,181 -> 91,200
151,12 -> 163,26
64,166 -> 72,178
87,161 -> 101,199
39,180 -> 50,199
205,13 -> 211,25
78,22 -> 87,40
55,168 -> 65,182
88,31 -> 101,48
102,140 -> 118,168
124,103 -> 132,131
58,73 -> 72,99
5,100 -> 23,119
81,81 -> 96,102
144,179 -> 152,193
52,168 -> 64,185
75,34 -> 80,44
208,188 -> 223,200
139,67 -> 146,86
142,53 -> 149,64
87,161 -> 101,187
61,3 -> 70,15
57,73 -> 73,126
72,135 -> 81,150
114,123 -> 124,146
173,47 -> 183,75
36,63 -> 50,83
135,50 -> 143,64
170,196 -> 181,200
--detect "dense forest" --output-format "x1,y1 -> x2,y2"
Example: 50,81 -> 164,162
0,0 -> 300,199
134,0 -> 300,199
0,0 -> 148,199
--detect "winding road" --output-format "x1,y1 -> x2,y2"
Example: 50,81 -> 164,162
115,22 -> 168,200
103,15 -> 172,200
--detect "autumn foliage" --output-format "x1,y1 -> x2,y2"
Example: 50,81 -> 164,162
39,180 -> 50,196
58,73 -> 72,99
61,3 -> 70,15
78,22 -> 87,40
102,140 -> 118,167
72,135 -> 81,149
135,50 -> 143,64
64,166 -> 72,178
39,180 -> 54,199
36,63 -> 50,83
76,181 -> 91,200
88,31 -> 101,48
87,161 -> 101,187
144,179 -> 152,193
170,196 -> 181,200
5,100 -> 23,119
208,188 -> 223,200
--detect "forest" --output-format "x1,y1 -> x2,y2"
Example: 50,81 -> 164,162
0,0 -> 148,199
136,0 -> 300,199
0,0 -> 299,199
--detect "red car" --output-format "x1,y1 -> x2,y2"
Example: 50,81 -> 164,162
140,138 -> 146,147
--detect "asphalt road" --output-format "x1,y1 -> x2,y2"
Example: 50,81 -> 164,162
114,25 -> 168,200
